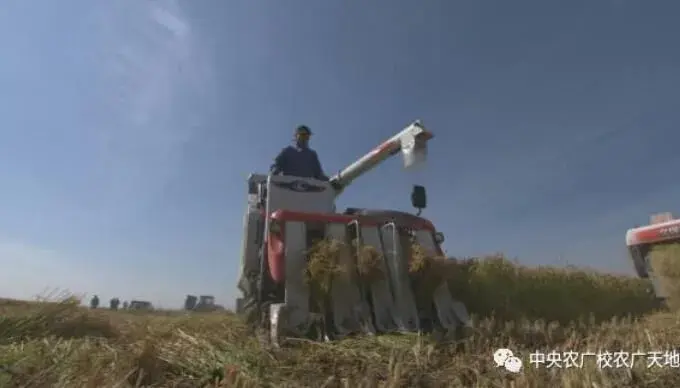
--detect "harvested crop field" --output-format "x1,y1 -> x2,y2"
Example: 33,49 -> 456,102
2,253 -> 680,388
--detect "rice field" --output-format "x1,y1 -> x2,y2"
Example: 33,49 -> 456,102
1,244 -> 679,387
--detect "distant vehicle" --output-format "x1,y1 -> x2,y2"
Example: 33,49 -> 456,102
184,294 -> 224,312
90,295 -> 100,309
128,300 -> 154,311
184,294 -> 198,310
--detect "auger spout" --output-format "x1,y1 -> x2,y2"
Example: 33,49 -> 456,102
329,120 -> 434,196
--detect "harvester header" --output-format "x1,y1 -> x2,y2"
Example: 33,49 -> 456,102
626,212 -> 680,301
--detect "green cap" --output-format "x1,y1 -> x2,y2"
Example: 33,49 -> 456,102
295,125 -> 312,135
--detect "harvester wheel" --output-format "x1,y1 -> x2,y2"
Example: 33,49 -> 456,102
256,300 -> 275,347
656,297 -> 670,311
242,296 -> 269,335
243,303 -> 259,331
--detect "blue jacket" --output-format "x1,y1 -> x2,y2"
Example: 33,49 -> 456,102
271,145 -> 329,181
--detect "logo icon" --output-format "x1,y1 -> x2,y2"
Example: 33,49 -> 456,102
273,180 -> 326,193
493,348 -> 523,373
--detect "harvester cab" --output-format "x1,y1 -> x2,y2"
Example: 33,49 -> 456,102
237,121 -> 470,343
626,212 -> 680,301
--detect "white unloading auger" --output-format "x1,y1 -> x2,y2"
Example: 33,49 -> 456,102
328,120 -> 434,196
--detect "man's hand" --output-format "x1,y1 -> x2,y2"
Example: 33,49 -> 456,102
330,179 -> 343,192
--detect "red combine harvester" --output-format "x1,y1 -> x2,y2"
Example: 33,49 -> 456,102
626,212 -> 680,301
236,121 -> 470,343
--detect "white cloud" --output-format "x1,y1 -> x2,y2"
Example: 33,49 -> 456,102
152,6 -> 190,38
85,0 -> 212,211
0,1 -> 217,305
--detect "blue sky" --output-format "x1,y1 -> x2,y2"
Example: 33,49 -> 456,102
0,1 -> 678,308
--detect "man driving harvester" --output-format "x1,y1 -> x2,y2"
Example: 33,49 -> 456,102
271,125 -> 342,191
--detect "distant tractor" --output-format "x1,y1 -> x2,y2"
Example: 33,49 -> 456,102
184,295 -> 198,310
184,294 -> 224,312
626,212 -> 680,301
196,295 -> 215,310
128,300 -> 154,311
